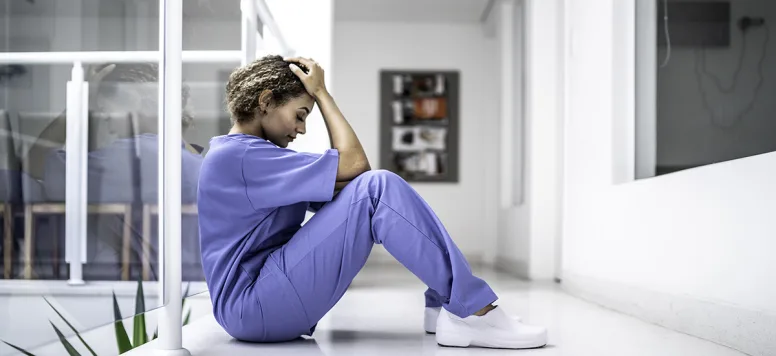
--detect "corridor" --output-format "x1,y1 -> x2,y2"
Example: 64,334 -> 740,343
127,266 -> 746,356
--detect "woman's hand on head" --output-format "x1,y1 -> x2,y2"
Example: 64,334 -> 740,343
86,63 -> 115,83
85,63 -> 115,111
285,57 -> 327,99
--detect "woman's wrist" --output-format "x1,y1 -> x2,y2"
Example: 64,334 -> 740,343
313,87 -> 330,101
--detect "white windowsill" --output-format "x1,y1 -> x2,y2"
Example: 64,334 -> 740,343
0,280 -> 210,298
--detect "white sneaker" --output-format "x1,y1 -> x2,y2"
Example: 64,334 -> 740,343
424,306 -> 521,334
435,307 -> 547,349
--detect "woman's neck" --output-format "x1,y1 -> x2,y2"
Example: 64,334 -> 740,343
229,121 -> 264,139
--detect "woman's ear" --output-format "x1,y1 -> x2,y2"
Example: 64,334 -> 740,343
257,89 -> 273,115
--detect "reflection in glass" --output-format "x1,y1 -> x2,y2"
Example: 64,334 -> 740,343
0,0 -> 233,353
643,0 -> 776,177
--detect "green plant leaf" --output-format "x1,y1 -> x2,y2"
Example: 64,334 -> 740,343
43,297 -> 97,356
112,291 -> 123,322
182,283 -> 190,307
2,341 -> 36,356
183,309 -> 191,326
132,280 -> 148,347
113,319 -> 133,354
131,310 -> 147,347
49,321 -> 82,356
181,282 -> 192,326
112,292 -> 133,354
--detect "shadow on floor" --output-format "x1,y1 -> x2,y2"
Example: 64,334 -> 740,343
328,329 -> 426,342
224,337 -> 325,355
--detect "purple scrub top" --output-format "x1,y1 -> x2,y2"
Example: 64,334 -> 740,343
197,133 -> 339,312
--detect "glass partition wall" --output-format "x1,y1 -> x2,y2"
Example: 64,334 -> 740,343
0,0 -> 291,354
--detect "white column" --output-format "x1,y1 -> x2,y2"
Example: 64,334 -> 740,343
636,0 -> 657,179
65,62 -> 87,286
499,0 -> 518,209
524,0 -> 562,280
614,0 -> 638,183
241,0 -> 258,65
156,0 -> 189,354
488,0 -> 517,268
263,0 -> 327,155
256,0 -> 293,57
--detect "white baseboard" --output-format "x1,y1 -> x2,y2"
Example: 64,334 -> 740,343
494,255 -> 529,279
0,279 -> 210,298
562,272 -> 776,356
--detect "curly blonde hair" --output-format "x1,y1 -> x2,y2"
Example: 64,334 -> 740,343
225,55 -> 308,123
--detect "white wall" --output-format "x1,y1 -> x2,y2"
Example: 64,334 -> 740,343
495,0 -> 562,281
655,0 -> 776,168
563,0 -> 776,354
494,0 -> 530,277
268,0 -> 334,155
331,21 -> 500,260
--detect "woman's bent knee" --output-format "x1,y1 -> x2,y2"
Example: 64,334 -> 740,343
344,170 -> 409,202
356,169 -> 404,185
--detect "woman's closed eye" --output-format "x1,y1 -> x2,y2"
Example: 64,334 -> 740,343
297,107 -> 311,123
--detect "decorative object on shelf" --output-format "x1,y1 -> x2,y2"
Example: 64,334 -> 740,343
380,70 -> 459,183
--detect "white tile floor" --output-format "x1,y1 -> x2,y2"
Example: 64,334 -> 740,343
128,266 -> 747,356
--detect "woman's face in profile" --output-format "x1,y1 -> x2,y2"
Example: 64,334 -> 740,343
259,94 -> 314,148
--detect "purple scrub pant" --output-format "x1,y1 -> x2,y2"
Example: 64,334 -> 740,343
233,170 -> 497,342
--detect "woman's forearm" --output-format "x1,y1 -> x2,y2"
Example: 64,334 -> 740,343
285,57 -> 370,180
314,90 -> 371,180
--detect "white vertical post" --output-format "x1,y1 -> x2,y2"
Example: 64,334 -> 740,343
636,0 -> 657,179
65,62 -> 86,286
512,0 -> 525,208
499,0 -> 517,209
558,0 -> 569,282
241,0 -> 258,65
157,0 -> 189,354
80,71 -> 89,268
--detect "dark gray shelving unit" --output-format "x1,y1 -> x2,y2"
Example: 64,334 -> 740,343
380,70 -> 459,183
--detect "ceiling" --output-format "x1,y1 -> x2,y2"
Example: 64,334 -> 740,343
334,0 -> 493,23
2,0 -> 493,22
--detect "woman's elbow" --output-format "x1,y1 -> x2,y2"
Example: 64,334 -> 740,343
357,158 -> 371,173
347,158 -> 371,178
337,156 -> 370,181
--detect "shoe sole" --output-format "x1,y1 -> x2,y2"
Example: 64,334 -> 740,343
437,343 -> 548,350
425,313 -> 522,335
436,326 -> 547,349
